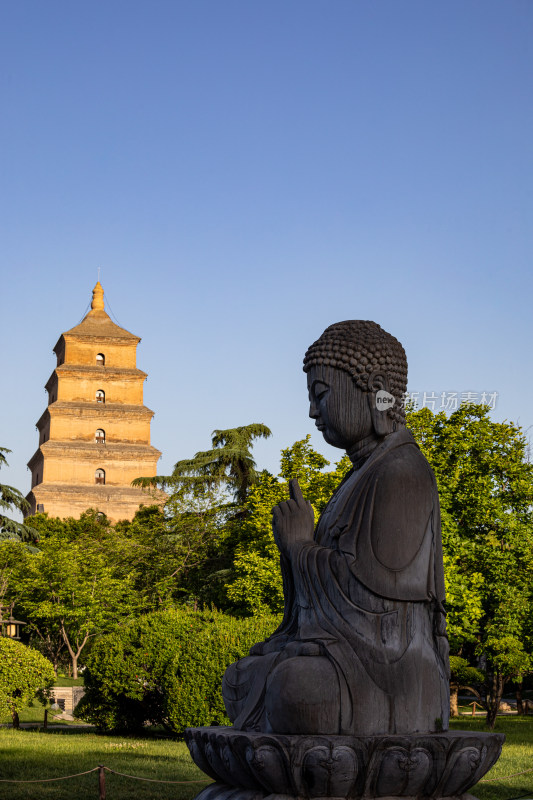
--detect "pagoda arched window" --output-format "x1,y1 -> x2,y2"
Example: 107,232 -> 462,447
96,389 -> 105,403
95,468 -> 106,485
95,429 -> 105,444
96,353 -> 105,366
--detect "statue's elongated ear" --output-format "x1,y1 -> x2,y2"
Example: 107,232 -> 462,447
367,370 -> 390,394
366,370 -> 395,437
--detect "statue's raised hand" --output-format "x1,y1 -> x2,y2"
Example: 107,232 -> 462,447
272,478 -> 315,554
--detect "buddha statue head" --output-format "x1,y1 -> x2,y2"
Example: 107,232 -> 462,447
303,321 -> 407,452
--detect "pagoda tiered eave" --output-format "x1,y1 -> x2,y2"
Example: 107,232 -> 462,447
28,440 -> 162,470
35,401 -> 156,431
45,365 -> 147,392
28,439 -> 161,460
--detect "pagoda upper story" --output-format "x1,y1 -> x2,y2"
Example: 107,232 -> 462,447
26,282 -> 163,522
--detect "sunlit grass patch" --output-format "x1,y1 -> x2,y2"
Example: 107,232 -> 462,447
0,728 -> 208,800
450,716 -> 533,800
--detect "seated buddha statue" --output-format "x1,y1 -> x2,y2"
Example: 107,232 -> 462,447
222,320 -> 450,737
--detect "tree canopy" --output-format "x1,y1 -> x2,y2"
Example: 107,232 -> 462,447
406,404 -> 533,726
133,423 -> 272,505
1,511 -> 141,678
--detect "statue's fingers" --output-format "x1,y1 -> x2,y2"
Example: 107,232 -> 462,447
289,478 -> 306,507
274,499 -> 299,518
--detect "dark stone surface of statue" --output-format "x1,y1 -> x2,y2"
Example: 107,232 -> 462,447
186,321 -> 503,800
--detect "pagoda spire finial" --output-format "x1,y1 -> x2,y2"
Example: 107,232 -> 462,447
91,281 -> 105,311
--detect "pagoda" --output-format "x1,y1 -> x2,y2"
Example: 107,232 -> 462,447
26,282 -> 162,522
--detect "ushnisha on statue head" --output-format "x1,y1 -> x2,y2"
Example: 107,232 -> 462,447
303,321 -> 408,454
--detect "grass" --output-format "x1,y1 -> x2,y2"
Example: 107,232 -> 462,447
450,716 -> 533,800
1,703 -> 87,727
0,716 -> 531,800
53,677 -> 84,687
0,728 -> 208,800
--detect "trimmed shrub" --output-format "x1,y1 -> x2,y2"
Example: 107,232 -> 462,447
76,608 -> 279,733
0,639 -> 55,724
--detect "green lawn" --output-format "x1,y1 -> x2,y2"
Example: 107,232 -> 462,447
450,716 -> 533,800
0,717 -> 531,800
0,728 -> 209,800
53,677 -> 84,687
1,703 -> 86,726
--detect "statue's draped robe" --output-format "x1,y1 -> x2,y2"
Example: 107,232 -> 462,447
223,429 -> 450,736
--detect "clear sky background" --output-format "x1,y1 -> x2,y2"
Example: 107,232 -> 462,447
1,0 -> 532,512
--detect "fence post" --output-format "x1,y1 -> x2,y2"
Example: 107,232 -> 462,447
98,765 -> 106,800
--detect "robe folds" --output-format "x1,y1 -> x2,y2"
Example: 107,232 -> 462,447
222,428 -> 450,736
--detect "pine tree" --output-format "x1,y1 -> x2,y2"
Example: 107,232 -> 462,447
134,423 -> 272,506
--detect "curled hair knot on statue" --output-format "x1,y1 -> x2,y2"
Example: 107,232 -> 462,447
303,320 -> 408,425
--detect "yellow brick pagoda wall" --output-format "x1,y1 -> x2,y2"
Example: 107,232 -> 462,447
63,340 -> 137,368
40,454 -> 159,486
51,375 -> 145,405
49,415 -> 151,444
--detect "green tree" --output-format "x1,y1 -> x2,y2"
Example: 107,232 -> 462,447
407,404 -> 533,727
0,447 -> 36,544
129,424 -> 273,607
134,423 -> 272,505
0,638 -> 55,727
6,511 -> 140,678
115,496 -> 231,609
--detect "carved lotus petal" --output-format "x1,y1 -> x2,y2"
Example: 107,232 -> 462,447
441,745 -> 484,796
245,743 -> 289,794
205,740 -> 235,786
376,746 -> 431,796
302,745 -> 331,796
302,744 -> 358,797
188,738 -> 220,782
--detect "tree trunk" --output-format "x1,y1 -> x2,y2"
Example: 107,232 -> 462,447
12,710 -> 20,729
516,682 -> 524,715
59,622 -> 88,681
450,685 -> 459,717
486,672 -> 505,729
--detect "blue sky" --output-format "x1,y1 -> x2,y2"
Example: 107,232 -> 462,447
2,0 -> 532,510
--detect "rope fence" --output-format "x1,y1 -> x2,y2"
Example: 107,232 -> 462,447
0,765 -> 211,798
0,767 -> 100,784
480,767 -> 533,782
0,763 -> 531,799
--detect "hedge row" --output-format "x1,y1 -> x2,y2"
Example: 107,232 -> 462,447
76,608 -> 280,733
